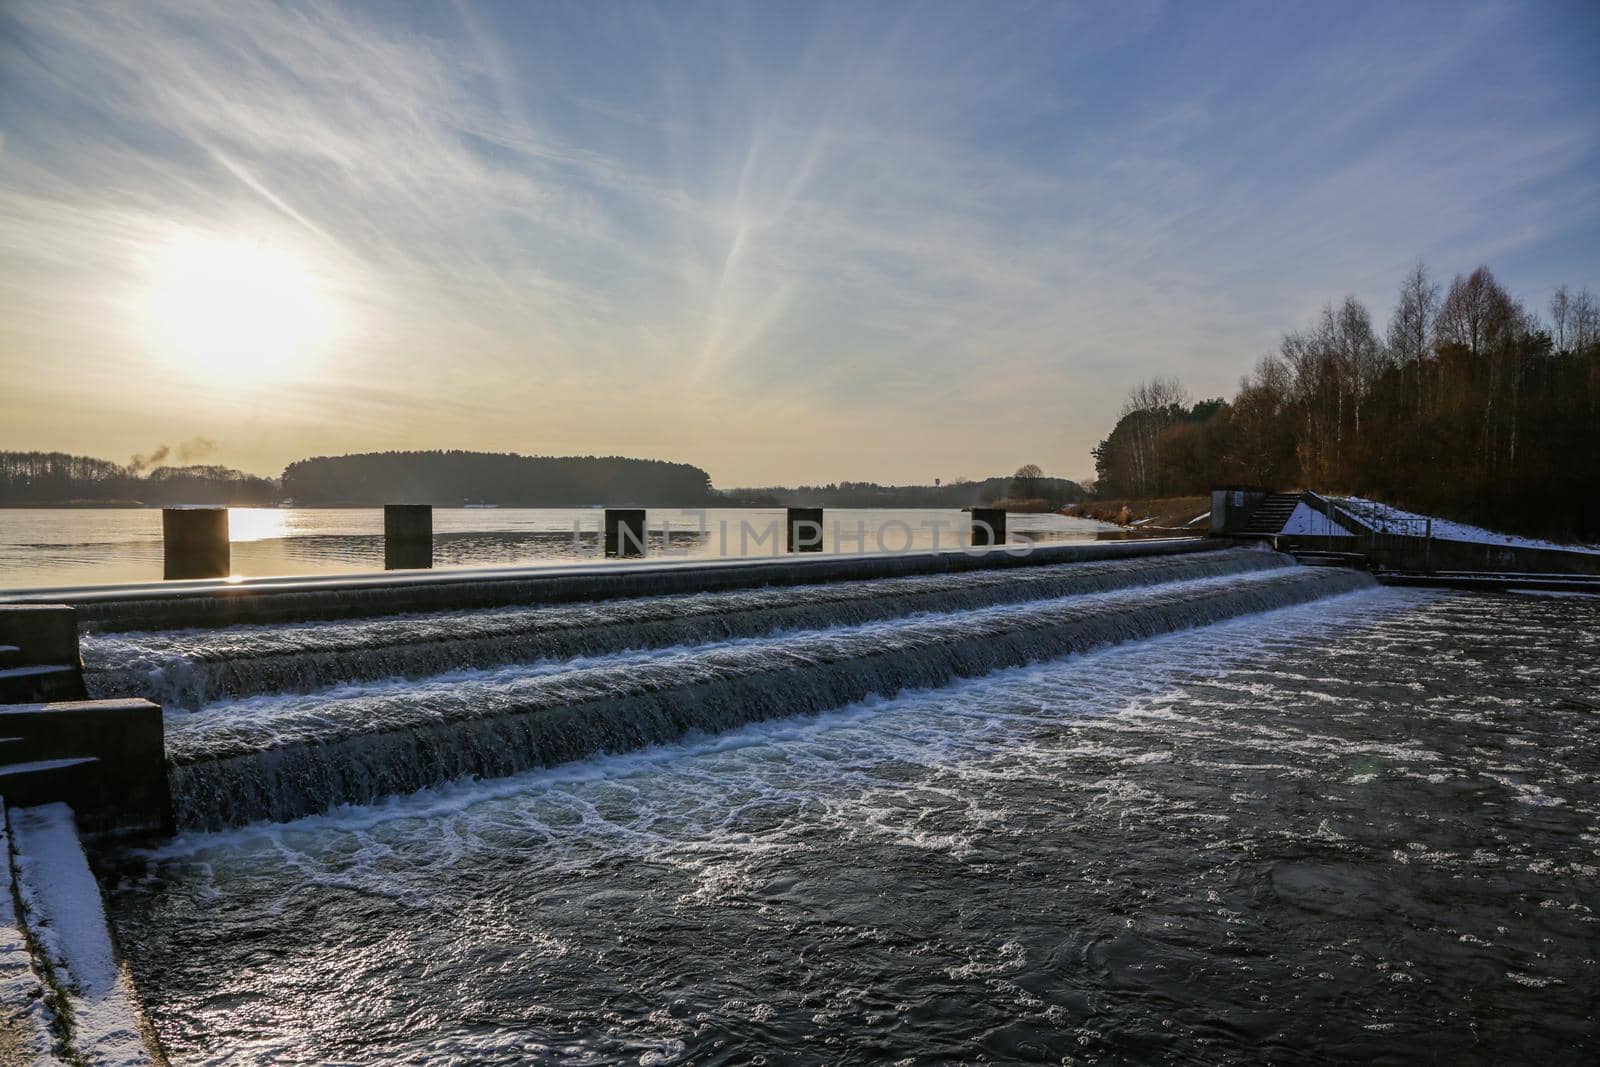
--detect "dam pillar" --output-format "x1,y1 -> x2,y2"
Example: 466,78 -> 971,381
970,508 -> 1007,547
162,507 -> 229,580
384,504 -> 433,570
605,509 -> 647,558
787,507 -> 824,552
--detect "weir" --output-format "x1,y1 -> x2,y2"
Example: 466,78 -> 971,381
86,548 -> 1289,709
4,537 -> 1384,837
153,558 -> 1367,831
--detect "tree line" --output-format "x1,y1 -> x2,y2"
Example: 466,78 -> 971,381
282,450 -> 717,506
727,466 -> 1087,510
0,451 -> 278,505
1092,264 -> 1600,539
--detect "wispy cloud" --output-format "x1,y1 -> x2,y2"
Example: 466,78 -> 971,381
1,0 -> 1596,482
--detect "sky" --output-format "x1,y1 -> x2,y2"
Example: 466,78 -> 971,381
1,0 -> 1597,487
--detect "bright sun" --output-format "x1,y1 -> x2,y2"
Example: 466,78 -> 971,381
143,233 -> 334,378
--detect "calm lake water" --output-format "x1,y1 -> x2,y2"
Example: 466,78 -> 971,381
100,583 -> 1600,1063
0,507 -> 1123,589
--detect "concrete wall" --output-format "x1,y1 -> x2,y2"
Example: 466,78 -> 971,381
1274,534 -> 1600,576
1210,488 -> 1270,534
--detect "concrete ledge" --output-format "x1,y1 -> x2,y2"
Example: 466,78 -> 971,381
1274,533 -> 1600,576
14,536 -> 1217,632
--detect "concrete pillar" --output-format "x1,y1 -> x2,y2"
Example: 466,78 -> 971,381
787,507 -> 824,552
162,507 -> 229,580
384,504 -> 433,570
604,508 -> 647,558
971,508 -> 1007,547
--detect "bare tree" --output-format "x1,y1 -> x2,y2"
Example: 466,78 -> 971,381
1435,266 -> 1515,356
1437,266 -> 1520,465
1388,262 -> 1439,415
1550,285 -> 1572,353
1118,378 -> 1188,497
1011,463 -> 1044,499
1570,288 -> 1599,353
1334,295 -> 1381,437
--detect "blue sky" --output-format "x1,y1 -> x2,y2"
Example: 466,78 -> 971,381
1,0 -> 1596,484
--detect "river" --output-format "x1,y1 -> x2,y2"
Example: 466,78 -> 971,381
95,564 -> 1599,1063
0,507 -> 1123,589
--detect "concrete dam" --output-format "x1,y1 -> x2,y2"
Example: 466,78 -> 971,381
53,539 -> 1373,832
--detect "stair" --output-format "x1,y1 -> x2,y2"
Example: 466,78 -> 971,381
1239,493 -> 1302,536
0,664 -> 86,704
0,644 -> 21,669
0,756 -> 103,809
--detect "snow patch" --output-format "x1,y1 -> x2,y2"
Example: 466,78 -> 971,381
1279,503 -> 1353,537
0,801 -> 59,1064
1335,497 -> 1600,555
7,804 -> 150,1065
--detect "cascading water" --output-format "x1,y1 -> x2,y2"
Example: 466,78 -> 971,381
101,549 -> 1377,831
85,547 -> 1288,709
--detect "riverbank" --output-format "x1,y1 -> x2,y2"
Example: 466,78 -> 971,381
1062,496 -> 1210,531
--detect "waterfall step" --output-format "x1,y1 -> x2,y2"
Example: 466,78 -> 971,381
165,565 -> 1375,831
86,548 -> 1291,711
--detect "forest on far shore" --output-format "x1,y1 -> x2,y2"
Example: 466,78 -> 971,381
1091,265 -> 1600,540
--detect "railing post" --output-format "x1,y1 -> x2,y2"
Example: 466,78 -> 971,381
162,507 -> 229,580
384,504 -> 433,570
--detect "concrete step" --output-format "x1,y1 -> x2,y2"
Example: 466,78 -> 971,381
0,664 -> 86,704
0,699 -> 170,835
0,644 -> 21,669
0,756 -> 103,809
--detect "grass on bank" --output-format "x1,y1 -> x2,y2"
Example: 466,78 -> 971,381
1063,496 -> 1211,530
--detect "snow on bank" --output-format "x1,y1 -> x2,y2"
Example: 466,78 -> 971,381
7,804 -> 150,1065
0,801 -> 58,1064
1334,497 -> 1600,555
1280,503 -> 1354,537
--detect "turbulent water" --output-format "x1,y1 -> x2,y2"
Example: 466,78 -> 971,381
101,585 -> 1600,1063
79,548 -> 1372,830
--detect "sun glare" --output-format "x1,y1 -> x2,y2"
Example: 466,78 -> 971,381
142,233 -> 334,378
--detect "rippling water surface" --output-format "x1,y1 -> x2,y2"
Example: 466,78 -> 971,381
0,507 -> 1121,588
103,587 -> 1600,1063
